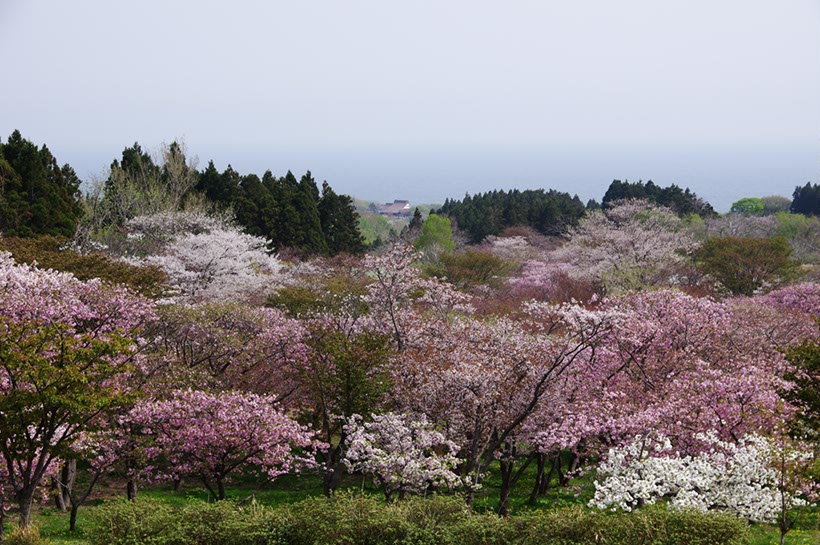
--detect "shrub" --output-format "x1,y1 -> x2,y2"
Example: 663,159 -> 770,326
1,525 -> 50,545
86,498 -> 182,545
521,506 -> 750,545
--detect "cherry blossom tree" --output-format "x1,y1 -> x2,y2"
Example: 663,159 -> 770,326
551,200 -> 697,293
343,413 -> 462,501
599,290 -> 796,449
129,389 -> 320,500
391,300 -> 621,512
149,302 -> 309,401
363,243 -> 472,351
124,211 -> 284,303
0,253 -> 155,528
591,432 -> 819,545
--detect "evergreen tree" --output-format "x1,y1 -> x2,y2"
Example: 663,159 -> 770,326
602,179 -> 715,217
790,183 -> 820,216
318,181 -> 365,255
0,130 -> 81,237
437,188 -> 585,243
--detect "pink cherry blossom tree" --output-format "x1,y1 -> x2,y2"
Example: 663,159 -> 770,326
129,389 -> 320,500
391,300 -> 620,513
0,252 -> 155,528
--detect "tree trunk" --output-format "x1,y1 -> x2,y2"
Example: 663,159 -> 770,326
498,456 -> 513,516
216,477 -> 226,500
52,476 -> 68,511
528,453 -> 547,505
17,489 -> 34,528
560,452 -> 580,487
126,478 -> 138,500
61,460 -> 77,508
173,477 -> 184,492
69,502 -> 80,532
322,445 -> 345,496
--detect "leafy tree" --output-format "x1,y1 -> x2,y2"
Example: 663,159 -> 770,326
784,340 -> 820,441
0,254 -> 155,529
694,236 -> 794,295
762,195 -> 792,216
731,197 -> 765,216
78,140 -> 201,250
437,189 -> 586,243
293,324 -> 394,495
427,249 -> 515,290
415,213 -> 455,255
0,130 -> 81,237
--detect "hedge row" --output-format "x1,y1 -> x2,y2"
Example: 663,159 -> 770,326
86,493 -> 750,545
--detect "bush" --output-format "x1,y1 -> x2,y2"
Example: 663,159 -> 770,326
1,525 -> 49,545
86,498 -> 182,545
85,495 -> 750,545
521,506 -> 750,545
281,492 -> 411,545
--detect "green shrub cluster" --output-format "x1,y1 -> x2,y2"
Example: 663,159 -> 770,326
1,525 -> 50,545
86,493 -> 750,545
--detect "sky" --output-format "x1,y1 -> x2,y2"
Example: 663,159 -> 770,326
1,0 -> 818,211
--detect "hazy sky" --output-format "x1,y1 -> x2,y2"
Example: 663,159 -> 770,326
1,0 -> 818,210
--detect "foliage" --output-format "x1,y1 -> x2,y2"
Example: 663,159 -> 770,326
426,249 -> 516,290
77,141 -> 202,250
731,197 -> 765,216
415,214 -> 455,255
790,183 -> 820,216
0,130 -> 82,238
523,505 -> 749,545
774,212 -> 820,263
318,181 -> 365,255
762,195 -> 792,216
0,525 -> 49,545
84,494 -> 751,545
200,167 -> 363,256
694,236 -> 794,295
344,413 -> 463,501
784,339 -> 820,440
0,235 -> 168,298
437,188 -> 586,243
602,179 -> 715,217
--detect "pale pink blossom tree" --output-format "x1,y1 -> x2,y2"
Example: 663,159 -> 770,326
551,200 -> 697,293
343,412 -> 462,501
124,211 -> 284,303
